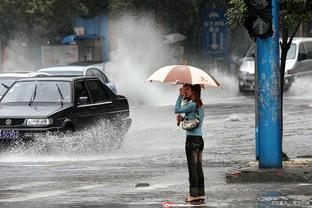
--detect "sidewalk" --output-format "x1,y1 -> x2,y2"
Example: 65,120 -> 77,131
226,158 -> 312,183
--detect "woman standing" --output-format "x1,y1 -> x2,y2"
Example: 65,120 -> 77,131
175,84 -> 205,202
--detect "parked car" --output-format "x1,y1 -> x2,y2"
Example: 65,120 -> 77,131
0,72 -> 49,99
237,37 -> 312,92
36,64 -> 117,94
0,77 -> 131,143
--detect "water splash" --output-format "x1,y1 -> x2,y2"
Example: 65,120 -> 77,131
103,14 -> 244,106
0,119 -> 125,161
105,14 -> 176,106
286,77 -> 312,100
200,69 -> 244,105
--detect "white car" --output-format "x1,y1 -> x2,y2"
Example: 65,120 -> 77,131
36,64 -> 117,94
238,37 -> 312,92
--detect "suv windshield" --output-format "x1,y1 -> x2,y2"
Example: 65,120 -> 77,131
1,81 -> 71,103
285,44 -> 296,59
0,78 -> 17,96
246,44 -> 296,60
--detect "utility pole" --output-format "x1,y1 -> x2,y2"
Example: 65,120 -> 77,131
244,0 -> 282,168
257,0 -> 282,168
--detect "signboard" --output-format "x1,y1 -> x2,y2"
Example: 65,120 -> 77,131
253,17 -> 270,36
250,0 -> 270,10
202,8 -> 228,56
243,0 -> 273,38
41,45 -> 79,67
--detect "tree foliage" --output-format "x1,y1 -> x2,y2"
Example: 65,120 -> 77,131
0,0 -> 108,46
0,0 -> 198,47
226,0 -> 312,30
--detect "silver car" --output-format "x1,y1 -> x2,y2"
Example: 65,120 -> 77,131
36,64 -> 117,94
238,39 -> 297,92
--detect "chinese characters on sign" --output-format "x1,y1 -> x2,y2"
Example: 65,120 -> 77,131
202,8 -> 228,56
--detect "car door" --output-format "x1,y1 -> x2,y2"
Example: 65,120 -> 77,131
91,68 -> 109,84
85,79 -> 114,122
72,80 -> 97,130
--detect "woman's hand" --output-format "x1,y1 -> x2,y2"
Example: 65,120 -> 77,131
179,87 -> 185,96
176,115 -> 184,126
176,115 -> 184,122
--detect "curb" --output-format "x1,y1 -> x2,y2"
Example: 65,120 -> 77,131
226,159 -> 312,183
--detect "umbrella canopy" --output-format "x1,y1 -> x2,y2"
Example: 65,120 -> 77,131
164,33 -> 186,44
146,65 -> 221,89
61,34 -> 98,44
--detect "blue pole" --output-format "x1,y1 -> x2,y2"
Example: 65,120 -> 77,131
256,126 -> 259,160
255,52 -> 259,160
257,0 -> 282,169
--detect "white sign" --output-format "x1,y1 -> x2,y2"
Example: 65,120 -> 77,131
74,27 -> 85,36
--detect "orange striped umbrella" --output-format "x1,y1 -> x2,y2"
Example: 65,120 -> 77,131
146,65 -> 221,89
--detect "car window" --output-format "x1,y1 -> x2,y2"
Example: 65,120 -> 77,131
304,42 -> 312,60
285,44 -> 296,59
246,45 -> 255,59
74,81 -> 91,105
91,69 -> 108,83
85,80 -> 111,103
298,43 -> 307,60
101,73 -> 109,83
86,69 -> 94,76
0,78 -> 17,96
1,81 -> 71,103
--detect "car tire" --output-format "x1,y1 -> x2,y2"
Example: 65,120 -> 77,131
60,124 -> 75,136
0,140 -> 10,151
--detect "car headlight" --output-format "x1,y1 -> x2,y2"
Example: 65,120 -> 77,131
26,118 -> 53,127
238,71 -> 248,78
239,71 -> 254,78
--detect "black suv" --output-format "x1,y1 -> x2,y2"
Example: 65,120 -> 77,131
0,77 -> 131,141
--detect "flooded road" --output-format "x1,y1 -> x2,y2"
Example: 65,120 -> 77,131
0,83 -> 312,207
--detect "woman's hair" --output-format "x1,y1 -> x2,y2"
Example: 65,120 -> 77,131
189,84 -> 203,108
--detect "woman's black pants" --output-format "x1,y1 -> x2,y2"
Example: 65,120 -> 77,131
185,135 -> 205,197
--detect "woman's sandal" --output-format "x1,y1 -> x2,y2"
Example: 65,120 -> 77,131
185,195 -> 206,202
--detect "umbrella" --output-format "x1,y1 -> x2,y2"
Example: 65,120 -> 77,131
164,33 -> 186,44
146,65 -> 221,89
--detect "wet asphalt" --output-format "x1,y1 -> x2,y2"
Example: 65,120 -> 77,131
0,92 -> 311,208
